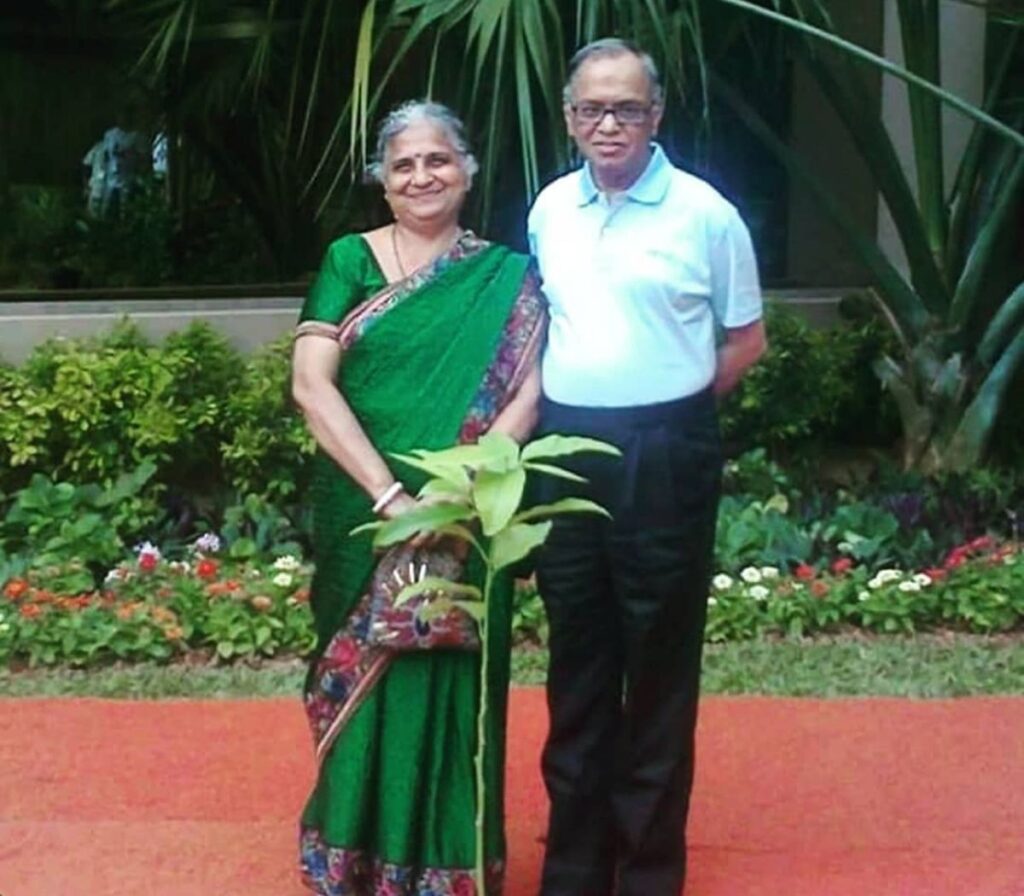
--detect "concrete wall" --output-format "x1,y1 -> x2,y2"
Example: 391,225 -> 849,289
785,2 -> 885,287
0,292 -> 845,366
877,0 -> 988,271
0,297 -> 302,365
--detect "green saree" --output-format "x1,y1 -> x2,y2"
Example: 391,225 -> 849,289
296,232 -> 546,896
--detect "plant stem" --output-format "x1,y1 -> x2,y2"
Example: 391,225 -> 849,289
473,566 -> 493,894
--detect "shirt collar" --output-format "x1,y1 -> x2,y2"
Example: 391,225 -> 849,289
577,142 -> 672,207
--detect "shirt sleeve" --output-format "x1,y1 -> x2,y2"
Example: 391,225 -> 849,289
298,236 -> 363,324
708,206 -> 763,329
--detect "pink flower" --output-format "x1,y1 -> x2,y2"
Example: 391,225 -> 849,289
452,876 -> 477,896
794,564 -> 816,581
831,557 -> 854,575
138,553 -> 158,573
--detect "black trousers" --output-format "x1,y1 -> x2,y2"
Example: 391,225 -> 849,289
535,391 -> 722,896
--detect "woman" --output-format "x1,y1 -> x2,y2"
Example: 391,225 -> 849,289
291,100 -> 546,895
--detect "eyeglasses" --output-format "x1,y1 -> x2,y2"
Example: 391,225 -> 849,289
571,102 -> 654,126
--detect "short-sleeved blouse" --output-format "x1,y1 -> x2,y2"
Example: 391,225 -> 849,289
299,235 -> 388,325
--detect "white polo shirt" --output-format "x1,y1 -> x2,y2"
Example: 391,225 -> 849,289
528,143 -> 763,407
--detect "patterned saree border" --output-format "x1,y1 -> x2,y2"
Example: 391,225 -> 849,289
300,827 -> 504,896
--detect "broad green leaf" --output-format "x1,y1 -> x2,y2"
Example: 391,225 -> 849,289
394,576 -> 482,607
391,453 -> 472,491
473,468 -> 527,536
523,461 -> 587,483
490,521 -> 552,572
418,477 -> 472,502
511,497 -> 610,524
349,519 -> 384,538
453,599 -> 486,622
522,434 -> 621,462
476,431 -> 520,472
372,503 -> 475,548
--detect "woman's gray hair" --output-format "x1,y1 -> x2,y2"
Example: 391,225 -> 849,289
562,38 -> 664,106
365,100 -> 479,185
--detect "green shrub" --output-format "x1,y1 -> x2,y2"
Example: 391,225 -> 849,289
720,301 -> 898,451
0,322 -> 243,501
221,336 -> 315,500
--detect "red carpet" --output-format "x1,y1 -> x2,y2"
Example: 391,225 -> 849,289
1,691 -> 1022,895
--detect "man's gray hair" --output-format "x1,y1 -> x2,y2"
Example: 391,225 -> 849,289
562,38 -> 664,106
365,100 -> 479,185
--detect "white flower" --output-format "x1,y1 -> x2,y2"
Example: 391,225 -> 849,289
912,573 -> 932,587
792,582 -> 805,591
0,622 -> 10,634
868,577 -> 882,590
712,574 -> 734,591
135,540 -> 162,561
740,567 -> 762,584
272,572 -> 294,589
708,596 -> 718,606
192,533 -> 222,555
858,590 -> 871,602
273,555 -> 301,572
170,560 -> 191,574
759,566 -> 780,579
749,585 -> 770,601
876,569 -> 902,584
898,580 -> 921,593
104,567 -> 125,584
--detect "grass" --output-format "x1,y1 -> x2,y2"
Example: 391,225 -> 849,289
2,634 -> 1022,699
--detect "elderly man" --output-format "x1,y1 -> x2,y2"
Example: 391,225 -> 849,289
528,38 -> 767,896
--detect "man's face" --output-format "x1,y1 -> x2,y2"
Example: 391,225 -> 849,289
564,53 -> 663,186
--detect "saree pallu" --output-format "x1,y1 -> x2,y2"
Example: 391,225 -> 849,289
297,234 -> 545,896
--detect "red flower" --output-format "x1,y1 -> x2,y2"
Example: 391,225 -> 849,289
924,567 -> 947,581
452,876 -> 477,896
19,604 -> 42,619
944,550 -> 967,570
138,553 -> 158,573
196,558 -> 219,580
331,637 -> 361,672
810,580 -> 830,598
831,557 -> 854,575
794,564 -> 816,580
3,578 -> 29,600
968,535 -> 994,552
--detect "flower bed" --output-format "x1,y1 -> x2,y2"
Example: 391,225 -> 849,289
1,536 -> 1021,669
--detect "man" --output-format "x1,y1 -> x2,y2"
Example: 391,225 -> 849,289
527,38 -> 767,896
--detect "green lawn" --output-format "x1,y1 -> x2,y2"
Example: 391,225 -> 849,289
2,634 -> 1022,699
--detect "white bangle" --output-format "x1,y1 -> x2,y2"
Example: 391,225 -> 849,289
372,481 -> 405,515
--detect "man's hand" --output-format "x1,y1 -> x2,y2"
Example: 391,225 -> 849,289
713,319 -> 767,397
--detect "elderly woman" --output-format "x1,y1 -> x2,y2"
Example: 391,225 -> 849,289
291,101 -> 546,895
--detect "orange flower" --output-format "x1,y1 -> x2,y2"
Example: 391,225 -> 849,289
19,604 -> 42,620
250,595 -> 273,612
195,558 -> 219,580
810,580 -> 830,598
151,606 -> 177,624
293,588 -> 311,604
162,625 -> 185,641
3,578 -> 29,601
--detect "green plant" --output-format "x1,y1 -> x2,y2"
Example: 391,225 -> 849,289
715,494 -> 813,570
353,431 -> 617,894
711,2 -> 1024,473
221,336 -> 315,500
511,578 -> 547,645
2,464 -> 158,584
720,303 -> 885,448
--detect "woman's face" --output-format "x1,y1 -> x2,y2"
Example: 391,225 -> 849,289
382,120 -> 469,229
